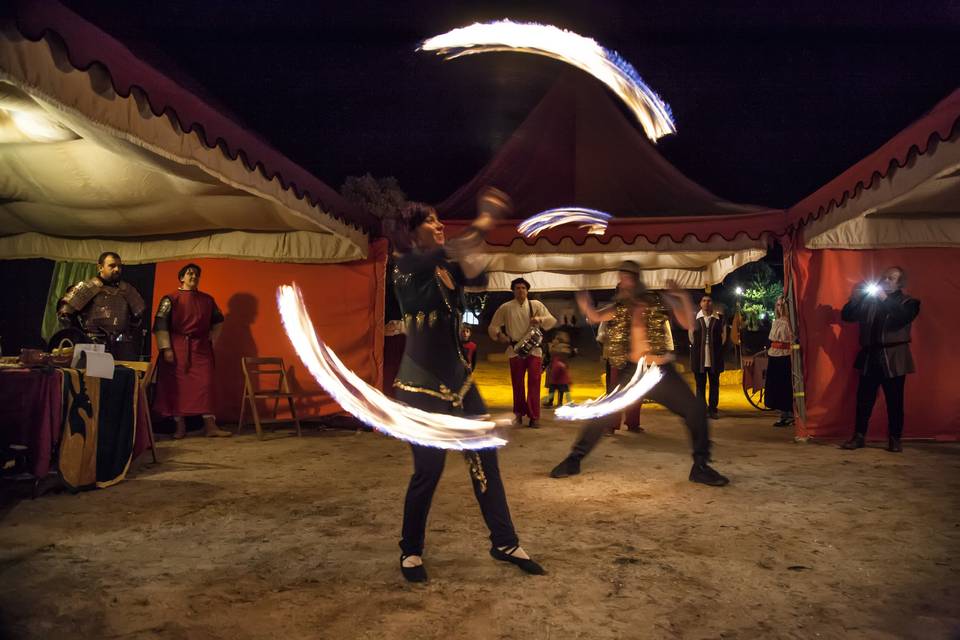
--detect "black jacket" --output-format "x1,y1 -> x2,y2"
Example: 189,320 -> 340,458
842,289 -> 920,377
690,314 -> 726,373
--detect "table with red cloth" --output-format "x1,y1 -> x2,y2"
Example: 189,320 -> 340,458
0,366 -> 152,487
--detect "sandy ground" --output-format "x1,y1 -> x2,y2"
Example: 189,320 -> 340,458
1,363 -> 959,640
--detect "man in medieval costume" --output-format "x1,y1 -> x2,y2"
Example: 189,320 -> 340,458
488,277 -> 557,428
550,267 -> 729,487
689,294 -> 727,419
152,263 -> 231,438
57,251 -> 146,361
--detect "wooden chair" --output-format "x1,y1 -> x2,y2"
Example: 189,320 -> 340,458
238,357 -> 302,439
115,359 -> 160,464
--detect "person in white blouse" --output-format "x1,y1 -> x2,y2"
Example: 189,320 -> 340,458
489,278 -> 557,427
765,297 -> 795,426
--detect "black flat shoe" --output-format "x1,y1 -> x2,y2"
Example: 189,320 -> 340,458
886,437 -> 902,453
772,418 -> 794,427
490,546 -> 546,575
549,456 -> 580,478
400,554 -> 427,583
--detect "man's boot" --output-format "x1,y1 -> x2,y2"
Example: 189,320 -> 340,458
549,455 -> 581,478
202,415 -> 232,438
689,456 -> 729,487
886,437 -> 902,453
173,418 -> 187,440
840,434 -> 865,450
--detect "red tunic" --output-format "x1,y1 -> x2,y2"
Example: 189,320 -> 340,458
153,290 -> 221,417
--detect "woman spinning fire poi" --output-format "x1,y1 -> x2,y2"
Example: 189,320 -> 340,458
390,188 -> 545,582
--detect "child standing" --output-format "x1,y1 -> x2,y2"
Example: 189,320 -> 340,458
459,325 -> 478,371
543,329 -> 575,407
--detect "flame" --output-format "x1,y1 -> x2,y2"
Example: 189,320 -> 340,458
277,284 -> 506,450
517,207 -> 612,239
420,20 -> 676,142
554,359 -> 664,420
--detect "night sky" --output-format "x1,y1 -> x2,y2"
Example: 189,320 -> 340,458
62,0 -> 960,209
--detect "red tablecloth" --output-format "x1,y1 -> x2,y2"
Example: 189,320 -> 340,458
0,367 -> 152,480
0,368 -> 63,477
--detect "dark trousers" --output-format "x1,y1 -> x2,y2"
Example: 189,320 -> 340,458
400,444 -> 519,556
570,362 -> 710,463
610,365 -> 642,429
694,366 -> 721,412
854,372 -> 905,439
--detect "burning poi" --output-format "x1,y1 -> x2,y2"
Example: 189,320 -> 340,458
553,359 -> 663,421
420,20 -> 676,142
277,284 -> 505,450
517,207 -> 612,239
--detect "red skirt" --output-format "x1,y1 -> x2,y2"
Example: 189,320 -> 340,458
547,359 -> 571,386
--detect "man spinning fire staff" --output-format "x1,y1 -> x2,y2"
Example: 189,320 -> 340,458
550,268 -> 729,486
390,188 -> 545,583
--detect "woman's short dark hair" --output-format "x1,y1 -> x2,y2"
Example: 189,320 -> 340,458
390,202 -> 436,253
178,263 -> 202,281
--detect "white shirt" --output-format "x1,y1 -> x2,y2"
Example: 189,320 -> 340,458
488,298 -> 557,358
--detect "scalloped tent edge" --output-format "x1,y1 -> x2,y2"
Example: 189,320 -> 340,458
0,0 -> 376,264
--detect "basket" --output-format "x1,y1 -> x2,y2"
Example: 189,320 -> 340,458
49,338 -> 75,367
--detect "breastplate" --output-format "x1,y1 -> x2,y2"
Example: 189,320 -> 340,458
83,288 -> 131,335
642,293 -> 672,356
606,302 -> 632,368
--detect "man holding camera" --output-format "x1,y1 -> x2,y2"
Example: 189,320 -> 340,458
489,277 -> 557,428
840,266 -> 920,452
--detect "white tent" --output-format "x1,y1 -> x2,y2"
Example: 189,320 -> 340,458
0,1 -> 374,264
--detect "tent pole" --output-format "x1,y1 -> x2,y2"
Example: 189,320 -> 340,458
783,234 -> 807,424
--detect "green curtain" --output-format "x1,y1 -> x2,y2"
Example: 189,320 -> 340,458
41,261 -> 97,342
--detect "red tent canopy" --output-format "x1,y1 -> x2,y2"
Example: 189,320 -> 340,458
1,1 -> 387,416
786,87 -> 960,441
436,72 -> 785,291
788,88 -> 960,231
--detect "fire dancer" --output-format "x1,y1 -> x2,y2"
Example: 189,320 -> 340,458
550,272 -> 729,486
391,190 -> 545,582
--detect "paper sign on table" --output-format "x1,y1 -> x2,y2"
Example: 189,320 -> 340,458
71,343 -> 115,379
70,343 -> 104,368
81,350 -> 115,379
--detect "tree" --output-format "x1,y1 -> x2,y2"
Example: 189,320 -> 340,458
736,262 -> 782,331
340,174 -> 407,231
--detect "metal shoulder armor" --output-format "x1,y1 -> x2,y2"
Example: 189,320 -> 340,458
61,278 -> 102,311
153,296 -> 174,333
